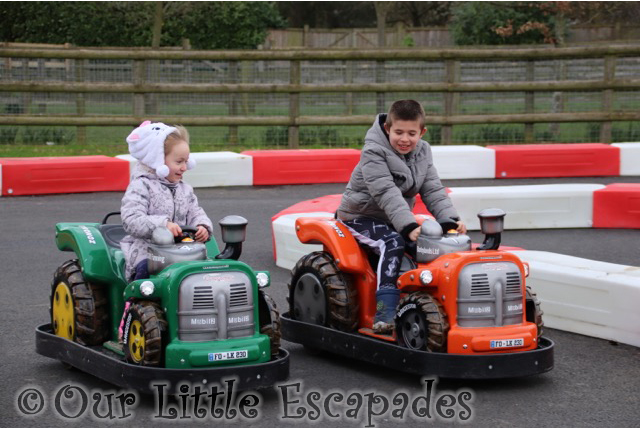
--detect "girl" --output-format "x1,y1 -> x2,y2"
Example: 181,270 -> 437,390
120,121 -> 213,281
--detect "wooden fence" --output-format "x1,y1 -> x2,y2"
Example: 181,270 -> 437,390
1,44 -> 639,146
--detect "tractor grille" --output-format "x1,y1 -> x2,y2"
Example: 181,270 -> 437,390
193,286 -> 215,309
229,282 -> 249,307
470,274 -> 491,296
178,271 -> 255,341
457,262 -> 524,327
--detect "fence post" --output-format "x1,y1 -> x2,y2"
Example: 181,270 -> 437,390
524,60 -> 535,144
442,59 -> 459,145
288,60 -> 300,148
229,60 -> 239,146
133,60 -> 145,119
344,59 -> 354,116
600,55 -> 615,143
75,58 -> 86,144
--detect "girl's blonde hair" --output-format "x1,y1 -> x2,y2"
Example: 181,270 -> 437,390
164,125 -> 189,155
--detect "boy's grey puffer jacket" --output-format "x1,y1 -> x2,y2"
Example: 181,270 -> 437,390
337,114 -> 459,237
120,162 -> 213,280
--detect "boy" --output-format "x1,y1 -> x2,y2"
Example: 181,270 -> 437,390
337,100 -> 466,334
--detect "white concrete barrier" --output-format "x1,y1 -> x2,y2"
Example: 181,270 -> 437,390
273,212 -> 332,270
512,250 -> 640,348
612,142 -> 640,176
449,183 -> 605,230
432,145 -> 496,179
116,152 -> 253,187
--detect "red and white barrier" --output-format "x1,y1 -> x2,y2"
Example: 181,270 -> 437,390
488,143 -> 620,178
241,149 -> 360,186
117,152 -> 253,188
593,183 -> 640,229
613,142 -> 640,176
512,250 -> 640,348
0,156 -> 129,196
449,183 -> 605,230
431,145 -> 495,179
2,143 -> 638,196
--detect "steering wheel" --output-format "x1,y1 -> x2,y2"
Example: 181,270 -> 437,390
175,225 -> 198,243
438,219 -> 459,234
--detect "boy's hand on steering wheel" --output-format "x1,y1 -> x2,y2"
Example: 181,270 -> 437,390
408,226 -> 421,242
166,222 -> 182,237
195,225 -> 209,242
456,221 -> 467,234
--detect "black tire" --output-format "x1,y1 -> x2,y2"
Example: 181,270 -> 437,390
395,292 -> 449,352
525,286 -> 544,339
288,251 -> 358,332
258,290 -> 281,357
123,301 -> 167,366
50,259 -> 109,346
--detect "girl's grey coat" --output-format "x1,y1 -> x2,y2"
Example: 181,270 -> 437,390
120,163 -> 213,280
337,114 -> 459,235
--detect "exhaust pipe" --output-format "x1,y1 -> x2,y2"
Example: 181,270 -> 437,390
215,215 -> 248,260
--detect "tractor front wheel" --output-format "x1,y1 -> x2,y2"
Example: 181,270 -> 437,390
395,292 -> 449,352
258,290 -> 281,358
525,286 -> 544,339
50,260 -> 108,345
123,301 -> 167,366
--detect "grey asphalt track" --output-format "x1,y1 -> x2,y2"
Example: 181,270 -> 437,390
1,177 -> 639,427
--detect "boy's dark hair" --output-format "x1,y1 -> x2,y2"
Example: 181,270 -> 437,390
385,100 -> 426,129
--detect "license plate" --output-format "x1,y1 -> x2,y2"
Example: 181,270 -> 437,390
208,349 -> 248,362
490,338 -> 524,349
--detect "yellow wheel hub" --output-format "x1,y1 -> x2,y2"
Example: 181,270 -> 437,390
52,282 -> 74,340
128,320 -> 145,363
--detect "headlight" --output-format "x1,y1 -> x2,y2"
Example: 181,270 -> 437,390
140,281 -> 155,296
523,263 -> 530,277
419,270 -> 433,285
256,272 -> 270,288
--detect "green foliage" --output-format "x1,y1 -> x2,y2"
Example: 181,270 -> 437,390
163,2 -> 286,49
0,128 -> 19,144
450,2 -> 556,46
22,128 -> 75,145
0,1 -> 286,49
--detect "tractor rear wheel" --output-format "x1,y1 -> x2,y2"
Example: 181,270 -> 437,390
258,290 -> 281,357
396,292 -> 449,352
288,251 -> 358,332
50,259 -> 108,345
123,301 -> 167,366
525,286 -> 544,339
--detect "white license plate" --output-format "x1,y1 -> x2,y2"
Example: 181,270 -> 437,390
208,349 -> 248,362
490,338 -> 524,349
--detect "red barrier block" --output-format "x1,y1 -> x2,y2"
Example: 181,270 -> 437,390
593,183 -> 640,229
0,156 -> 130,196
488,144 -> 620,178
242,149 -> 361,185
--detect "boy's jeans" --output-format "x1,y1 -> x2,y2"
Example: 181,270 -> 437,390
341,217 -> 406,290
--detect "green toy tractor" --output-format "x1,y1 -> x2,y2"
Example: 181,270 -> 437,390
38,212 -> 289,392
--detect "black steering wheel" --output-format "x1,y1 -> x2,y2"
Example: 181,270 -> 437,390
175,225 -> 198,243
438,219 -> 459,234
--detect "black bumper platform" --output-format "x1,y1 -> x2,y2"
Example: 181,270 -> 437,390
36,324 -> 290,394
281,314 -> 553,379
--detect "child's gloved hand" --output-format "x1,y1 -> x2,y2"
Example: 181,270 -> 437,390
166,221 -> 182,237
195,225 -> 209,242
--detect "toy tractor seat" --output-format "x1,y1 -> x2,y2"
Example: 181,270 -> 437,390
100,224 -> 126,248
100,212 -> 126,249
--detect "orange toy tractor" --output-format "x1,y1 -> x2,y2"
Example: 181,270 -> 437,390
281,209 -> 554,379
